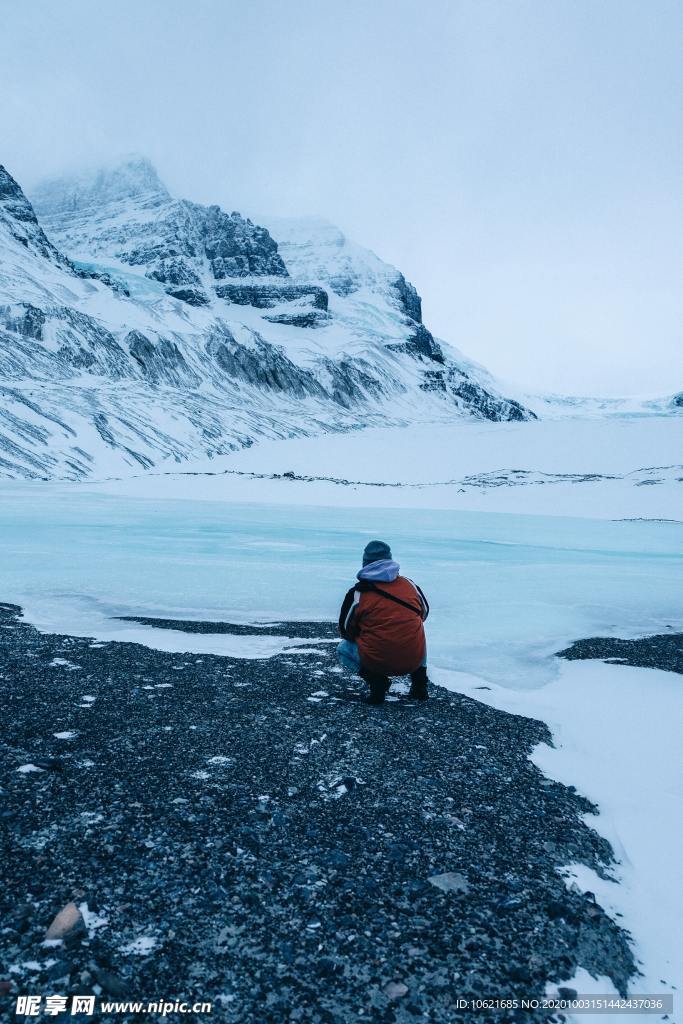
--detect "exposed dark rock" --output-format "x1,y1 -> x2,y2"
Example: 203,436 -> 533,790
215,283 -> 328,310
422,366 -> 536,422
126,330 -> 199,387
195,203 -> 287,280
49,308 -> 130,379
263,310 -> 330,328
0,303 -> 46,340
166,287 -> 210,307
145,257 -> 202,287
75,266 -> 131,296
316,357 -> 385,408
0,164 -> 34,213
0,165 -> 74,270
205,326 -> 326,400
393,273 -> 423,323
388,323 -> 445,363
0,306 -> 133,381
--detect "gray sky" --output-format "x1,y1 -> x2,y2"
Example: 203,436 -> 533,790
1,0 -> 681,396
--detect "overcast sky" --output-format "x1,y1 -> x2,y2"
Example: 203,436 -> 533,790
1,0 -> 681,395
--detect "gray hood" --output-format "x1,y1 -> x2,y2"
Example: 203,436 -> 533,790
357,558 -> 400,583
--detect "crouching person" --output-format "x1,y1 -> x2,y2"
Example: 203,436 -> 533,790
337,540 -> 430,705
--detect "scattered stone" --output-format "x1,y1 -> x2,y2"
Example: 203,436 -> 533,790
509,965 -> 532,984
45,902 -> 85,941
497,896 -> 524,912
428,872 -> 469,894
383,981 -> 409,1000
558,986 -> 578,1000
94,968 -> 131,997
7,903 -> 33,933
31,758 -> 63,772
45,958 -> 72,981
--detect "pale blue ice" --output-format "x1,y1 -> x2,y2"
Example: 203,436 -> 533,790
1,483 -> 681,687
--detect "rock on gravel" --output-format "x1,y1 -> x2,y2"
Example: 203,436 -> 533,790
45,902 -> 85,940
428,872 -> 470,894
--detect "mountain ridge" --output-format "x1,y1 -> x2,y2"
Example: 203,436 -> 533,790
2,158 -> 538,479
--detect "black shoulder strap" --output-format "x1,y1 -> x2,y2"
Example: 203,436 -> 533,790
366,582 -> 423,617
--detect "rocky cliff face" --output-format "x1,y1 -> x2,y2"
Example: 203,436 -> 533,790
0,165 -> 71,268
0,159 -> 536,479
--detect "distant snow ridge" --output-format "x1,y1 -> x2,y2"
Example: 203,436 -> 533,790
1,157 -> 533,480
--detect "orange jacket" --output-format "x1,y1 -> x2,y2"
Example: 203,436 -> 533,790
338,574 -> 429,675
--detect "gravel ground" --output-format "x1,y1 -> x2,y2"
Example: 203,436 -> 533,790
558,632 -> 683,674
1,602 -> 636,1023
115,616 -> 334,639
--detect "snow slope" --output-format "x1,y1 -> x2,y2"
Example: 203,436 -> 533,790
86,416 -> 683,521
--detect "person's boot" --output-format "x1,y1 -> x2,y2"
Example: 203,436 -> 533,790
361,670 -> 390,705
408,666 -> 429,700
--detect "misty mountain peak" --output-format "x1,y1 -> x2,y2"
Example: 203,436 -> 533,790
32,155 -> 170,221
31,157 -> 289,297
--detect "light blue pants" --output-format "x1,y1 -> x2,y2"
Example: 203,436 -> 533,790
336,639 -> 362,673
336,639 -> 427,676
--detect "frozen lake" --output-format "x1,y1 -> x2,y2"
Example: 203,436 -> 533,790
1,482 -> 681,687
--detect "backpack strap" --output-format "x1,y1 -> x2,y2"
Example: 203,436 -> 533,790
365,582 -> 423,617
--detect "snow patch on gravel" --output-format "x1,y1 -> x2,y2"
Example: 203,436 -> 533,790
79,902 -> 109,936
439,659 -> 682,1005
16,595 -> 336,660
119,936 -> 157,956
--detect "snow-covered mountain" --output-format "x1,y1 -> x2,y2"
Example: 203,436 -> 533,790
1,156 -> 536,479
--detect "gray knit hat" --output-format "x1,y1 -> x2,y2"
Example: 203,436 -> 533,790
362,539 -> 392,566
